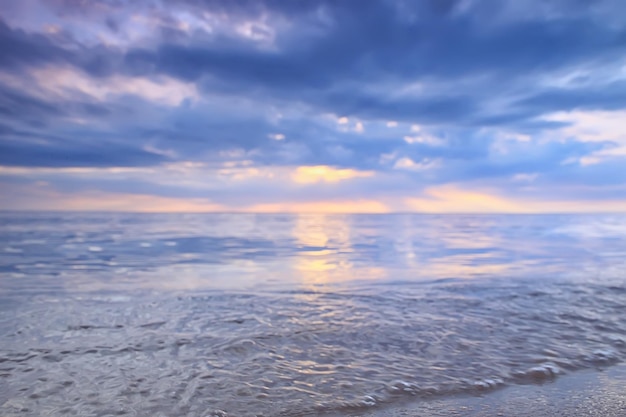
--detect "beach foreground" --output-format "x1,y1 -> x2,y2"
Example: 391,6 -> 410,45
1,213 -> 625,416
357,365 -> 626,417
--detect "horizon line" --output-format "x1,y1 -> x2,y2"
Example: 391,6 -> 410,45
1,209 -> 625,216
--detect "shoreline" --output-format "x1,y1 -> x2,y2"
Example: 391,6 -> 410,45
355,364 -> 626,417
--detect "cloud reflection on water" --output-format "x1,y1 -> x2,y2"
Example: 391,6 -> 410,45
0,213 -> 624,296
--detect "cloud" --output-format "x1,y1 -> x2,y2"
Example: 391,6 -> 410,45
1,0 -> 626,211
292,165 -> 374,184
246,199 -> 390,214
0,181 -> 226,212
0,19 -> 69,68
404,184 -> 626,213
27,66 -> 198,106
393,157 -> 440,172
0,136 -> 168,167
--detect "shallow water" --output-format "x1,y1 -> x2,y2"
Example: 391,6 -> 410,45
0,213 -> 625,416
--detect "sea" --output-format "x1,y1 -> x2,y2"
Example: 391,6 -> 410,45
0,212 -> 625,416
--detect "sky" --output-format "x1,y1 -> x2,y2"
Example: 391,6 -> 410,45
1,0 -> 626,213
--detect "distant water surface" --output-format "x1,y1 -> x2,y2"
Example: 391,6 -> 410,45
0,213 -> 625,416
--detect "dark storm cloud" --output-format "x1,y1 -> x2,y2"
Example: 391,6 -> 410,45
0,83 -> 113,124
130,1 -> 624,87
0,81 -> 161,167
0,136 -> 168,168
0,86 -> 64,122
0,19 -> 69,68
4,0 -> 623,124
0,17 -> 125,80
97,0 -> 626,138
516,81 -> 626,113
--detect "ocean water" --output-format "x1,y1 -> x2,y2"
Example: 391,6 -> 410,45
0,212 -> 625,416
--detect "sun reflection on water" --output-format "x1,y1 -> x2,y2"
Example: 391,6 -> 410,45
291,214 -> 388,287
1,213 -> 624,295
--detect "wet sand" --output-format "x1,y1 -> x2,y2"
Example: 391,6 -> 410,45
361,365 -> 626,417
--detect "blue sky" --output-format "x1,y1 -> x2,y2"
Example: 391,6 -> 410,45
1,0 -> 626,212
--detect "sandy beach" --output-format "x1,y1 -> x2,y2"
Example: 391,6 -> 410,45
360,365 -> 626,417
